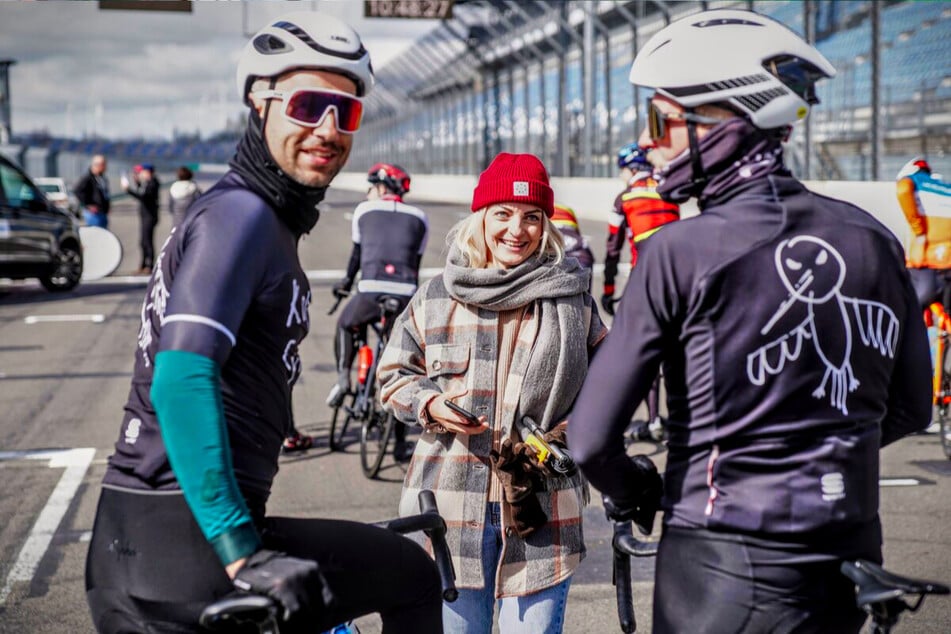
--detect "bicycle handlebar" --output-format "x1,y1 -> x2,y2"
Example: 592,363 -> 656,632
327,290 -> 351,315
377,490 -> 458,602
612,520 -> 659,633
421,490 -> 458,603
199,594 -> 277,632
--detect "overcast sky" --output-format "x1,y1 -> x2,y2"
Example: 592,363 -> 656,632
0,0 -> 441,140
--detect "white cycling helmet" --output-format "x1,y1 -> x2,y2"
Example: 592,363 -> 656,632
236,11 -> 375,104
629,9 -> 835,129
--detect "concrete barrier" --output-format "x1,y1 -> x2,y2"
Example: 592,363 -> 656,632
331,171 -> 911,247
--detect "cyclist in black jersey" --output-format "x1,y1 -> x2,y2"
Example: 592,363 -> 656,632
569,9 -> 931,633
85,12 -> 442,634
324,163 -> 429,461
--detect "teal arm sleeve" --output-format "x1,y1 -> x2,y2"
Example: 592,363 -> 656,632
151,350 -> 261,566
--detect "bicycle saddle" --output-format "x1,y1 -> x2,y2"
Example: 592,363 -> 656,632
377,294 -> 404,315
841,559 -> 950,608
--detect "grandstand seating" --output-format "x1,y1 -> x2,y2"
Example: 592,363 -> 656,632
10,1 -> 949,183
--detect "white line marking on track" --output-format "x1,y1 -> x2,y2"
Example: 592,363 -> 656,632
879,478 -> 923,487
0,448 -> 96,605
24,314 -> 105,324
103,275 -> 151,283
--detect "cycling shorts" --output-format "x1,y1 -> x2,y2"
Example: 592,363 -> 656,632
653,526 -> 874,634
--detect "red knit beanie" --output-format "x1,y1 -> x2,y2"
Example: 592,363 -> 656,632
471,152 -> 554,217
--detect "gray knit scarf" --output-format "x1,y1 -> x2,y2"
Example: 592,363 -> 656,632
442,243 -> 593,432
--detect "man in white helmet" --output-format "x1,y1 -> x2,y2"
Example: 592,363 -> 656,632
85,12 -> 443,633
569,9 -> 931,632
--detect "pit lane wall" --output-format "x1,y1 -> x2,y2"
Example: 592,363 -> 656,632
0,140 -> 912,251
330,172 -> 913,249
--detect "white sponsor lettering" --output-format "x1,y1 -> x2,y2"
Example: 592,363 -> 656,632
124,418 -> 142,445
821,472 -> 846,501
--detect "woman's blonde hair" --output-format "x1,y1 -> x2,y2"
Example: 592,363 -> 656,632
450,207 -> 565,269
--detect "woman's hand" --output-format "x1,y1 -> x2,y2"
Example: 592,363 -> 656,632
426,389 -> 489,435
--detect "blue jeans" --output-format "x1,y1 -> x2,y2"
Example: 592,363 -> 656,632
84,209 -> 108,229
442,502 -> 571,634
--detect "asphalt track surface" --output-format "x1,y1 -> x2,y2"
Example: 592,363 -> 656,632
0,184 -> 949,633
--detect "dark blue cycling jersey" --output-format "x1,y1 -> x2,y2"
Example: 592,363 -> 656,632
349,197 -> 428,296
105,171 -> 310,517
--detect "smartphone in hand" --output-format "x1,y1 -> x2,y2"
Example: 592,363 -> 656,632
444,400 -> 482,426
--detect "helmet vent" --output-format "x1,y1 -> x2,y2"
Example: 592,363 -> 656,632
710,73 -> 771,91
692,17 -> 765,28
275,21 -> 368,62
253,34 -> 291,55
666,74 -> 769,98
734,88 -> 788,112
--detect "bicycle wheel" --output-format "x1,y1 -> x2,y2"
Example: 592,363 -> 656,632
940,406 -> 951,460
940,335 -> 951,460
329,391 -> 356,451
361,411 -> 395,479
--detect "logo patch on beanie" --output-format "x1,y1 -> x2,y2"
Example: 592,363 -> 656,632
513,181 -> 529,197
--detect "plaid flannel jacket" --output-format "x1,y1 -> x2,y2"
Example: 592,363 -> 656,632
378,274 -> 606,597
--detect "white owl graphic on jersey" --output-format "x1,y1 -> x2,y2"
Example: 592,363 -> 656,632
746,235 -> 899,414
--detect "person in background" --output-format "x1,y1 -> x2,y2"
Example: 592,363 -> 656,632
603,143 -> 680,441
602,142 -> 680,317
896,157 -> 951,309
123,163 -> 161,275
569,9 -> 930,633
897,157 -> 951,434
378,152 -> 606,633
74,154 -> 111,228
85,11 -> 443,633
310,163 -> 429,461
551,203 -> 594,272
169,165 -> 202,228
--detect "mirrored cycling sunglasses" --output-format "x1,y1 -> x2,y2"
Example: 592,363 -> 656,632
255,88 -> 363,133
645,98 -> 724,141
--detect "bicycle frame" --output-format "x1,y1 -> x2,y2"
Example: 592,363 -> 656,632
927,302 -> 951,406
328,293 -> 404,459
352,296 -> 405,478
925,301 -> 951,459
199,490 -> 457,633
349,317 -> 389,421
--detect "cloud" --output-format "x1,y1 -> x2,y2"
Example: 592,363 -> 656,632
2,0 -> 436,139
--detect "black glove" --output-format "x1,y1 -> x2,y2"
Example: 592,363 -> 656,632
233,549 -> 334,622
490,438 -> 548,537
332,278 -> 352,299
602,454 -> 663,536
600,293 -> 616,317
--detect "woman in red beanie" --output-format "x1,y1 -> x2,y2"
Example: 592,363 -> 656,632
378,152 -> 607,633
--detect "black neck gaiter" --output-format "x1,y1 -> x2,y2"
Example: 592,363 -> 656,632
229,110 -> 325,236
656,117 -> 788,210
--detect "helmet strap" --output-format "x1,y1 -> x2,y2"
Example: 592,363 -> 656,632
686,116 -> 708,194
260,76 -> 277,135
